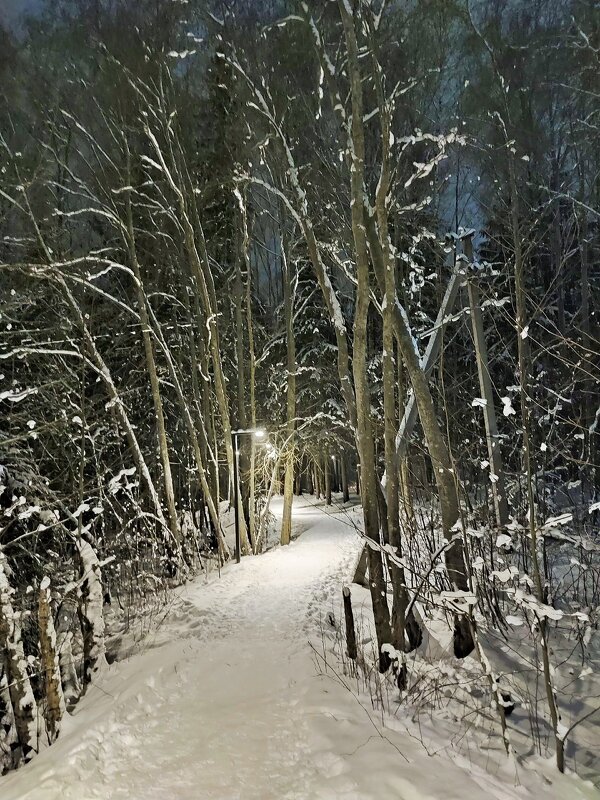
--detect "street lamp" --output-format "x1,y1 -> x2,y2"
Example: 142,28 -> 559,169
232,428 -> 266,563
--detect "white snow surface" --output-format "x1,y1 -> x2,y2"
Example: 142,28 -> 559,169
2,496 -> 598,800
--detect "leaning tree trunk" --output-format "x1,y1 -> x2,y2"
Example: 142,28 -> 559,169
146,305 -> 231,561
123,154 -> 181,557
145,120 -> 247,551
59,279 -> 173,549
21,194 -> 175,560
186,289 -> 222,521
365,218 -> 469,588
463,235 -> 509,528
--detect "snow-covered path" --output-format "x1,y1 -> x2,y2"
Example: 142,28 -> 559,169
1,497 -> 367,800
2,496 -> 598,800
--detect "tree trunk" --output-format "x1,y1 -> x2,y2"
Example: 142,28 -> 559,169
144,303 -> 231,560
184,290 -> 220,529
339,0 -> 392,671
307,464 -> 314,495
365,217 -> 472,605
342,586 -> 357,661
38,577 -> 66,743
233,238 -> 251,556
238,189 -> 258,548
0,552 -> 38,763
370,47 -> 420,654
77,539 -> 107,690
324,448 -> 332,505
55,594 -> 81,710
59,279 -> 173,552
281,239 -> 296,546
507,144 -> 562,771
0,650 -> 18,772
145,124 -> 240,544
464,235 -> 509,528
340,454 -> 350,503
123,165 -> 181,556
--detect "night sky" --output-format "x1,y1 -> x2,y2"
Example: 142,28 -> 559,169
1,0 -> 43,31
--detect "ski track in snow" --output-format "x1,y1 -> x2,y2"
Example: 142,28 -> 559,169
2,496 -> 598,800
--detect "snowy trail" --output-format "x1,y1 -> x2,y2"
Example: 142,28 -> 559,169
1,497 -> 365,800
2,496 -> 598,800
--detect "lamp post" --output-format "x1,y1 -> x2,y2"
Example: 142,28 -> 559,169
232,428 -> 265,563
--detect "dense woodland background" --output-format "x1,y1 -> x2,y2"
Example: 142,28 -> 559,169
0,0 -> 599,782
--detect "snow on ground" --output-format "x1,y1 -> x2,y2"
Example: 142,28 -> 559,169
1,496 -> 599,800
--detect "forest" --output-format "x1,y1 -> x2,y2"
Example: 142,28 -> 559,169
0,0 -> 599,797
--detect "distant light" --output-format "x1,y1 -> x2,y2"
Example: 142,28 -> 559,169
232,427 -> 267,438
